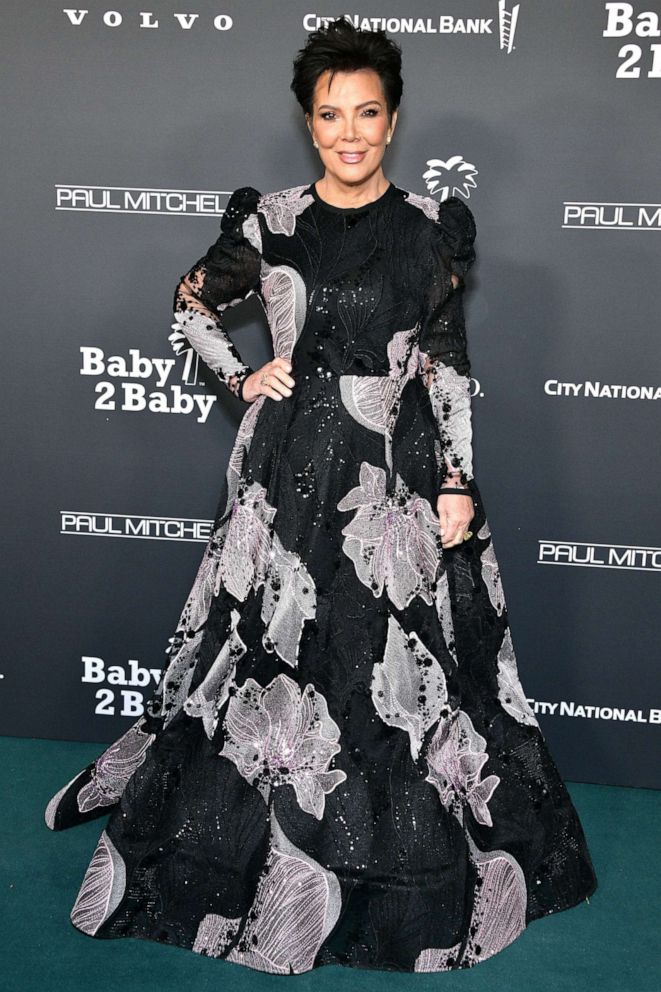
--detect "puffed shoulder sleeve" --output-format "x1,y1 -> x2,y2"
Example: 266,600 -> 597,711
170,185 -> 262,401
418,196 -> 477,485
434,195 -> 477,284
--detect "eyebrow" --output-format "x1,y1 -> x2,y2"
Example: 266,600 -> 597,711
317,100 -> 382,110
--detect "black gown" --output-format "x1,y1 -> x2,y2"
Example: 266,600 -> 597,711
44,181 -> 598,973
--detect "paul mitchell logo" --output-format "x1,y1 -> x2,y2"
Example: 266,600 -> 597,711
60,512 -> 212,542
563,202 -> 661,229
538,541 -> 661,571
55,184 -> 232,217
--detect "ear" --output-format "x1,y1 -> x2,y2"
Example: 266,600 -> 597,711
389,108 -> 399,137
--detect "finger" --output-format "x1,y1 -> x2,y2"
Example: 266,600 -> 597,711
442,531 -> 462,548
261,384 -> 285,402
262,386 -> 291,401
267,375 -> 293,398
258,370 -> 292,397
442,518 -> 465,546
442,514 -> 468,541
271,355 -> 294,386
268,366 -> 295,390
257,366 -> 284,400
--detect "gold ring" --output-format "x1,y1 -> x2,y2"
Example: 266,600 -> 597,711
462,530 -> 473,541
260,373 -> 269,386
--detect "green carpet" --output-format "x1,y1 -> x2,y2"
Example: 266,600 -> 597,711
2,735 -> 659,992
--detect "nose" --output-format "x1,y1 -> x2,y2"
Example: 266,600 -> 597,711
341,119 -> 358,141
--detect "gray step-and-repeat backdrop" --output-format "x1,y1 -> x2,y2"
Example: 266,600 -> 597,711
2,2 -> 659,789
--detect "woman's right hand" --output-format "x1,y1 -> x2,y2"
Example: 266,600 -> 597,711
242,357 -> 295,403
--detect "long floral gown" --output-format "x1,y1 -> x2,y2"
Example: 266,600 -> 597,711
44,181 -> 598,973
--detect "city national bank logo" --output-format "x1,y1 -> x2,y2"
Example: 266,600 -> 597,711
81,346 -> 216,422
61,511 -> 212,542
312,5 -> 521,51
538,541 -> 661,572
529,697 -> 660,725
422,156 -> 478,202
563,201 -> 661,230
545,378 -> 661,400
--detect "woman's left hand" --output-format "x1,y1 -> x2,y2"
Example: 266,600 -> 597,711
437,491 -> 475,548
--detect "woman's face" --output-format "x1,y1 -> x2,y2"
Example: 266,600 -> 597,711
306,68 -> 397,187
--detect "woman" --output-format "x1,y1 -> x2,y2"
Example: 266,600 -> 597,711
45,18 -> 598,973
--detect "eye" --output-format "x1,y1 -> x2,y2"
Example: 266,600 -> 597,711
319,108 -> 380,121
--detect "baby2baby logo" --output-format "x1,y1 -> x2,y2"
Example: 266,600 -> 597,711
79,345 -> 215,423
82,655 -> 162,717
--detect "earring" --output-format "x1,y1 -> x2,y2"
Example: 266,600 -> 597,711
313,141 -> 319,148
386,135 -> 391,144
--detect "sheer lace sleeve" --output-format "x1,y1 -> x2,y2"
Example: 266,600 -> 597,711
171,185 -> 262,400
418,196 -> 477,486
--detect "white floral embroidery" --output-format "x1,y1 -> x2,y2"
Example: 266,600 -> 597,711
415,832 -> 526,970
177,542 -> 223,635
259,186 -> 315,237
339,326 -> 419,470
211,479 -> 317,669
372,615 -> 450,760
404,190 -> 439,221
460,832 -> 527,964
183,609 -> 247,739
70,830 -> 127,936
261,262 -> 308,361
496,627 -> 540,728
425,709 -> 501,827
169,307 -> 251,381
44,770 -> 87,830
226,809 -> 342,973
242,211 -> 262,254
338,461 -> 441,610
219,674 -> 347,820
261,534 -> 316,669
414,945 -> 463,972
420,351 -> 474,480
76,718 -> 156,813
339,376 -> 397,443
224,396 -> 267,521
148,627 -> 206,726
193,913 -> 243,958
480,541 -> 506,617
215,481 -> 275,601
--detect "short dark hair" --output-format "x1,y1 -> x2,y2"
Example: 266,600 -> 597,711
290,17 -> 403,121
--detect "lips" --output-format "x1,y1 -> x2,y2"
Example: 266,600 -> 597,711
338,151 -> 366,163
